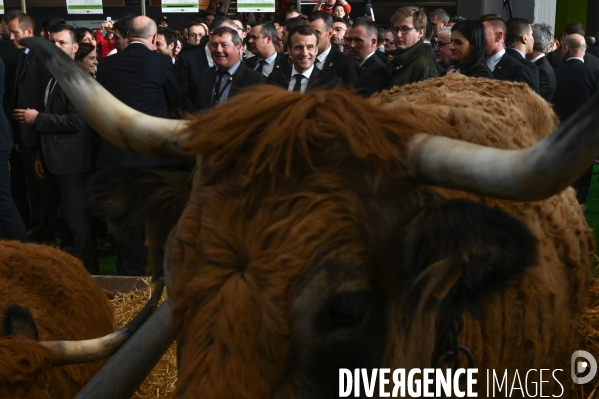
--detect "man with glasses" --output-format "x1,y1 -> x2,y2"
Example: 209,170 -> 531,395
433,27 -> 453,74
387,6 -> 439,88
331,18 -> 348,52
187,20 -> 208,46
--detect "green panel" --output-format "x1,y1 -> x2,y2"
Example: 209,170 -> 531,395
554,0 -> 588,36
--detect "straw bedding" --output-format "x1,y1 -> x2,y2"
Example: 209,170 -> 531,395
107,280 -> 177,398
108,276 -> 599,399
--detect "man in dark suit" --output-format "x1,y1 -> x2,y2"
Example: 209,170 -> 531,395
10,13 -> 56,240
547,22 -> 599,70
505,18 -> 540,94
528,23 -> 556,102
553,34 -> 599,204
96,16 -> 185,276
96,16 -> 183,169
197,27 -> 266,110
267,25 -> 341,93
0,10 -> 29,231
345,18 -> 389,96
176,17 -> 237,107
306,11 -> 359,88
246,21 -> 288,78
14,25 -> 97,271
478,14 -> 539,93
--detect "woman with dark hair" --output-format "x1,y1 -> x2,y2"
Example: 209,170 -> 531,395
75,42 -> 98,77
448,20 -> 494,79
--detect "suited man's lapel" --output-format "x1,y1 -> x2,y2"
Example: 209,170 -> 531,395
494,53 -> 509,72
230,65 -> 246,96
322,49 -> 335,73
17,51 -> 31,81
307,67 -> 322,89
200,67 -> 216,108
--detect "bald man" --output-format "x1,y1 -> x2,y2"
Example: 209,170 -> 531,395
96,16 -> 186,275
553,33 -> 599,204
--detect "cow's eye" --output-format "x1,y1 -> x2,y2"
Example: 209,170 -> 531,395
315,291 -> 373,334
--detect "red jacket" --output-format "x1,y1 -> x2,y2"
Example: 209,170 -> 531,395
318,3 -> 351,15
95,30 -> 116,59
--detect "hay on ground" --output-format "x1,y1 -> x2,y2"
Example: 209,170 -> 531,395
108,279 -> 177,398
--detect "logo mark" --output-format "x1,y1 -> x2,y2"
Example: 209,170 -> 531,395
571,350 -> 597,384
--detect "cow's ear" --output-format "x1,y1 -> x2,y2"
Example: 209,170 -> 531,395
1,305 -> 40,341
402,199 -> 538,320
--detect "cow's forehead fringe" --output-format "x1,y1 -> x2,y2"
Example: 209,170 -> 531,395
184,87 -> 414,185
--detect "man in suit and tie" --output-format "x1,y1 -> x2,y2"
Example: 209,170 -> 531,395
552,34 -> 599,204
527,23 -> 557,102
345,18 -> 389,96
306,11 -> 359,88
505,18 -> 541,94
266,25 -> 341,93
478,14 -> 539,94
197,27 -> 266,110
96,15 -> 185,275
176,17 -> 238,107
9,12 -> 56,241
14,25 -> 97,272
246,21 -> 287,78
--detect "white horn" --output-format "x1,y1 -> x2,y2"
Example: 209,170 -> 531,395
407,91 -> 599,201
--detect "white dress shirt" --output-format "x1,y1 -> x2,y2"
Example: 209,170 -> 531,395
486,49 -> 505,72
316,45 -> 332,70
288,65 -> 314,94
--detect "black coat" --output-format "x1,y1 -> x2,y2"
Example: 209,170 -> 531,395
0,58 -> 13,152
534,56 -> 556,102
547,50 -> 599,70
245,53 -> 289,77
492,52 -> 539,93
357,54 -> 389,96
319,46 -> 360,88
96,43 -> 184,168
36,81 -> 93,176
266,66 -> 342,91
0,39 -> 20,139
176,44 -> 210,103
197,64 -> 267,110
553,59 -> 599,122
456,61 -> 494,79
505,48 -> 540,93
14,49 -> 52,147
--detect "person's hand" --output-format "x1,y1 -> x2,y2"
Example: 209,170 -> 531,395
34,160 -> 45,178
101,21 -> 108,29
446,68 -> 457,75
13,108 -> 38,124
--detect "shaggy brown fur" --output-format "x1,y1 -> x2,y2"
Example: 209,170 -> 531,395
167,76 -> 592,398
0,241 -> 116,398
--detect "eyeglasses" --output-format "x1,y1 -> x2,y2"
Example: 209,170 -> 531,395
391,26 -> 416,35
333,27 -> 347,32
433,40 -> 452,48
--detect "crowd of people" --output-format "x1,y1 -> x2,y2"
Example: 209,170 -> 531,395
0,5 -> 597,275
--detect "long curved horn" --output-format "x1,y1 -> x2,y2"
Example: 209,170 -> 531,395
20,37 -> 189,158
407,90 -> 599,201
40,279 -> 165,367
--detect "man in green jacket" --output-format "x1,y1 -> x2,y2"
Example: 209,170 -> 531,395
387,6 -> 439,87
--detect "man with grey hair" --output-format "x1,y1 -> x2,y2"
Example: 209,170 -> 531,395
176,16 -> 238,105
433,27 -> 453,74
527,23 -> 556,102
96,15 -> 185,275
197,27 -> 266,110
428,8 -> 449,35
552,33 -> 599,204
